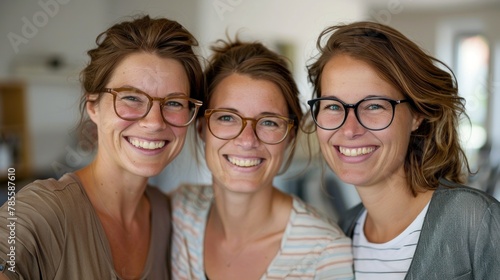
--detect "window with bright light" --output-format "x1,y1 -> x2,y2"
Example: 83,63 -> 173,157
455,34 -> 490,168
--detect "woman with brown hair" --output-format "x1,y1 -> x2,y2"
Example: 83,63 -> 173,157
0,15 -> 203,279
170,38 -> 353,280
307,21 -> 500,279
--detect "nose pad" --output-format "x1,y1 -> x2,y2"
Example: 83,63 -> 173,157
139,102 -> 167,129
233,121 -> 260,147
341,109 -> 365,137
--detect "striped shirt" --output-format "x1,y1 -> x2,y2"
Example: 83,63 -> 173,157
170,184 -> 354,279
352,202 -> 430,280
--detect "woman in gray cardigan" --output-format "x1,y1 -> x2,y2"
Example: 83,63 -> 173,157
306,21 -> 500,279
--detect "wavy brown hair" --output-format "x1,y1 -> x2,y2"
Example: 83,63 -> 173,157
77,15 -> 203,142
201,38 -> 303,173
307,21 -> 471,195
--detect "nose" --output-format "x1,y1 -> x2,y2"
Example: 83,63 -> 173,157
340,108 -> 366,138
138,102 -> 167,130
233,121 -> 260,149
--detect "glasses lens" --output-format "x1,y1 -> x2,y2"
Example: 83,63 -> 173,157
161,97 -> 197,126
357,99 -> 394,130
255,116 -> 290,144
207,110 -> 291,144
311,99 -> 345,130
113,90 -> 197,126
208,110 -> 244,140
114,90 -> 149,120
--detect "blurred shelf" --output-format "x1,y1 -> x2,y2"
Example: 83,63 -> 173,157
0,80 -> 32,181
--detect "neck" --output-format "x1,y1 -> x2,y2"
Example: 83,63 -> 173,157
209,185 -> 290,240
76,160 -> 149,226
357,181 -> 433,243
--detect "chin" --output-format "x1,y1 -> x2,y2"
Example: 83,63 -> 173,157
227,180 -> 267,193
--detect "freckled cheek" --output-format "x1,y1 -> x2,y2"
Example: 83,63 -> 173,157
96,118 -> 129,143
316,130 -> 334,147
204,137 -> 227,168
170,126 -> 188,140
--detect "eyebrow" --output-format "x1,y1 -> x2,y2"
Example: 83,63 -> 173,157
321,93 -> 390,100
111,85 -> 188,97
215,107 -> 287,117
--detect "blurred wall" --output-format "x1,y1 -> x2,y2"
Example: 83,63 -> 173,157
385,4 -> 500,166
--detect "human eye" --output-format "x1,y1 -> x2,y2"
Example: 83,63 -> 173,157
320,100 -> 343,113
163,98 -> 188,111
258,117 -> 288,131
259,118 -> 280,127
211,111 -> 239,124
326,104 -> 342,111
218,114 -> 236,122
117,91 -> 147,104
362,99 -> 391,111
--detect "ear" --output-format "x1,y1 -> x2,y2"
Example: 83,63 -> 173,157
196,118 -> 206,142
86,94 -> 99,125
411,113 -> 424,132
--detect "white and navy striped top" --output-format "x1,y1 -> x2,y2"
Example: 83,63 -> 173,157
352,202 -> 430,280
170,184 -> 354,279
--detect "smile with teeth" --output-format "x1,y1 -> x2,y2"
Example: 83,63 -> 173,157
128,137 -> 166,150
226,155 -> 262,167
339,146 -> 375,157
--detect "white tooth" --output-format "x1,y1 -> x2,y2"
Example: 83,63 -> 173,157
228,156 -> 261,167
340,146 -> 374,157
129,138 -> 166,150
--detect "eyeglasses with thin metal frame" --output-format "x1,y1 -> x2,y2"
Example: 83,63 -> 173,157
204,109 -> 295,145
307,96 -> 409,131
96,87 -> 203,127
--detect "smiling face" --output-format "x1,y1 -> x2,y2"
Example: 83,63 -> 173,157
87,52 -> 190,178
316,54 -> 421,188
202,73 -> 291,193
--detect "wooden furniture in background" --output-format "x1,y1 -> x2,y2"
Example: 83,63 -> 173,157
0,81 -> 31,181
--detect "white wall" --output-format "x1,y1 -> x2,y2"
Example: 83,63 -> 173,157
196,0 -> 365,104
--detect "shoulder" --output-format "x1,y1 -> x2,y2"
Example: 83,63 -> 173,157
424,179 -> 500,234
0,173 -> 89,277
289,196 -> 350,243
170,184 -> 213,207
274,197 -> 353,279
21,172 -> 81,193
169,184 -> 213,226
432,179 -> 500,211
4,173 -> 84,216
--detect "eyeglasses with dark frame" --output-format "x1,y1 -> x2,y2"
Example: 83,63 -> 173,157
307,96 -> 409,131
204,109 -> 295,145
95,87 -> 203,127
